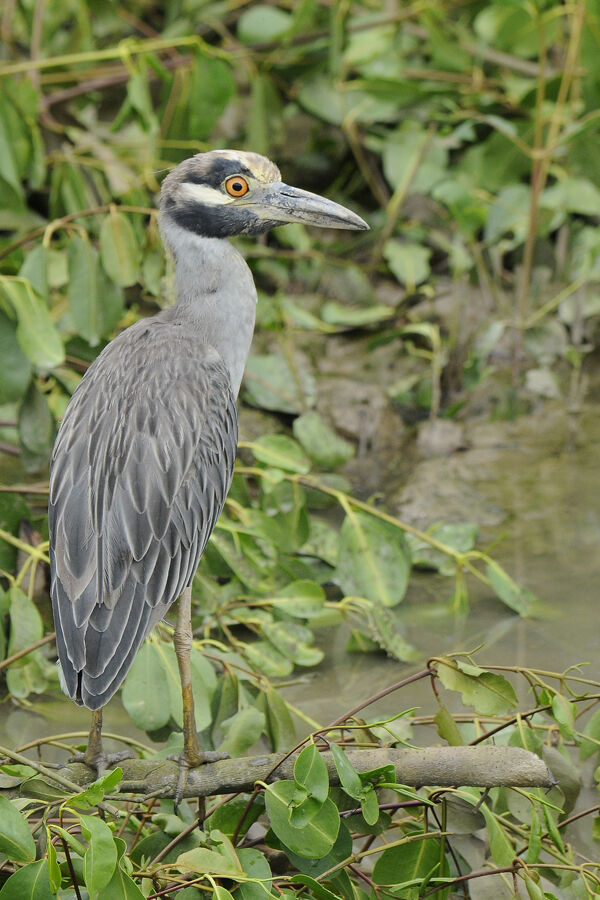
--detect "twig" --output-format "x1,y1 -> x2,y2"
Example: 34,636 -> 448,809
0,742 -> 120,816
0,632 -> 55,671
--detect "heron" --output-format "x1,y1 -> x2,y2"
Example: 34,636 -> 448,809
49,149 -> 368,796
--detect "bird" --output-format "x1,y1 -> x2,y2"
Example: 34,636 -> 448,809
49,149 -> 368,796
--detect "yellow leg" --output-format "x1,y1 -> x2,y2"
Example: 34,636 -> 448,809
174,586 -> 205,763
172,586 -> 227,805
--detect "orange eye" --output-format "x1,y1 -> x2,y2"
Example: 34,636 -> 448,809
224,175 -> 249,197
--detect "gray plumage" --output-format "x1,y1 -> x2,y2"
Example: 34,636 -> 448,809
50,319 -> 237,708
49,149 -> 368,714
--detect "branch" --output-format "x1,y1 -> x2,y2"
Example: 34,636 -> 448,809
49,747 -> 553,801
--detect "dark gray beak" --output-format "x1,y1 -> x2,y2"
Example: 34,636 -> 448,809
249,182 -> 369,231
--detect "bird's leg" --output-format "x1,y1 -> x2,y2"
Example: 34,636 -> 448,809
171,586 -> 228,805
70,708 -> 133,774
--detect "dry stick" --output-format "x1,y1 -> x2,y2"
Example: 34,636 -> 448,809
0,631 -> 55,670
52,743 -> 553,804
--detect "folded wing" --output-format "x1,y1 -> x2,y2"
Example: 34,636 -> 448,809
49,319 -> 237,709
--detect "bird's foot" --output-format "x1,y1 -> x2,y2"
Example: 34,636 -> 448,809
70,747 -> 135,777
168,748 -> 229,811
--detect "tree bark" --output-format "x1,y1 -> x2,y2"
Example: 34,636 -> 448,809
53,746 -> 553,800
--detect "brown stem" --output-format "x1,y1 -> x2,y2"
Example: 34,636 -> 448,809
0,631 -> 56,670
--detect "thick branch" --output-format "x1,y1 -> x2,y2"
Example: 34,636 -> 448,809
52,746 -> 553,800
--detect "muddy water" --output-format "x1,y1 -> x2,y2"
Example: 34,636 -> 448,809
286,404 -> 600,723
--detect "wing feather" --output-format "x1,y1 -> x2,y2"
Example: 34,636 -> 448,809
50,317 -> 238,710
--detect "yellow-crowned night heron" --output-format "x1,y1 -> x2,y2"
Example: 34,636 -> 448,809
49,150 -> 368,793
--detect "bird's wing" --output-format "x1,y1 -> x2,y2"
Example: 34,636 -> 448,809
49,319 -> 237,709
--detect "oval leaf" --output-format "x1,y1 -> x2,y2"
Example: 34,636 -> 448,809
336,511 -> 411,607
0,796 -> 36,863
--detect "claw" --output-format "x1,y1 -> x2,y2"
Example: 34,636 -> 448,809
167,749 -> 229,810
70,748 -> 134,776
74,708 -> 135,776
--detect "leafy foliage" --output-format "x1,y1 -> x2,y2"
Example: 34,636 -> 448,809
0,0 -> 599,896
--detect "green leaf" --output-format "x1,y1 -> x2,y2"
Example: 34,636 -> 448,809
580,707 -> 600,759
0,859 -> 54,899
80,814 -> 118,896
97,836 -> 145,899
336,511 -> 411,607
265,781 -> 339,858
372,834 -> 441,886
18,380 -> 54,463
20,246 -> 48,300
251,435 -> 310,473
175,846 -> 243,878
243,354 -> 314,414
0,279 -> 64,369
237,5 -> 293,43
0,796 -> 36,862
243,641 -> 294,678
360,787 -> 380,826
66,768 -> 123,810
6,585 -> 44,699
383,240 -> 431,291
382,122 -> 448,195
484,184 -> 531,245
99,209 -> 141,287
320,302 -> 393,328
46,833 -> 61,892
187,56 -> 235,140
294,742 -> 329,804
486,562 -> 541,616
218,706 -> 265,756
434,705 -> 464,746
122,641 -> 172,732
0,309 -> 32,403
293,412 -> 355,468
480,803 -> 515,867
542,177 -> 600,216
0,493 -> 30,575
262,620 -> 323,667
436,660 -> 518,715
542,803 -> 565,854
236,848 -> 273,900
328,744 -> 362,800
289,875 -> 339,900
205,797 -> 263,842
551,693 -> 576,740
268,580 -> 325,619
68,235 -> 124,347
282,821 -> 352,879
260,686 -> 296,752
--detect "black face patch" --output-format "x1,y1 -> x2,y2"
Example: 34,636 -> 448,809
168,203 -> 280,238
183,158 -> 254,188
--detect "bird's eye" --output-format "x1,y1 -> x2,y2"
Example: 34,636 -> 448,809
224,176 -> 249,197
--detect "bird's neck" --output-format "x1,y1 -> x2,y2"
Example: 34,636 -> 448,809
161,223 -> 257,397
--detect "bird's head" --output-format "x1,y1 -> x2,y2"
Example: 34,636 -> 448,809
159,149 -> 368,239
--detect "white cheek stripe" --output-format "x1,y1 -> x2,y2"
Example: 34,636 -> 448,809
180,183 -> 234,206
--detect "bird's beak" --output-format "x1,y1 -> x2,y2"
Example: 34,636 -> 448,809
248,182 -> 369,231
